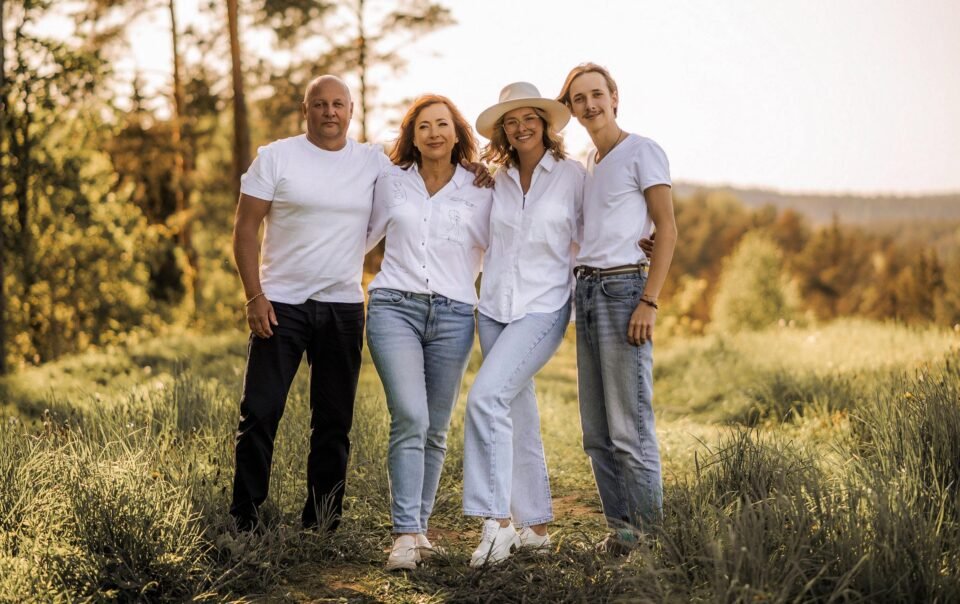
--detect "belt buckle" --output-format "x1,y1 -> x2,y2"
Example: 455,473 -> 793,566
575,265 -> 597,279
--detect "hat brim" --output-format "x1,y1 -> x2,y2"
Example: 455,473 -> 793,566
476,97 -> 571,140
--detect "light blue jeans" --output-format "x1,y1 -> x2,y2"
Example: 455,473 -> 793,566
462,301 -> 571,526
575,272 -> 663,531
366,288 -> 476,534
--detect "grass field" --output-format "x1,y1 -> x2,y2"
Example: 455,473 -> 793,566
2,320 -> 959,602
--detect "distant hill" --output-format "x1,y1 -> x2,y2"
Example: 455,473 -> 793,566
673,183 -> 960,226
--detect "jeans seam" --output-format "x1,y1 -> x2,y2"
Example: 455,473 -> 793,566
463,509 -> 510,519
515,514 -> 554,527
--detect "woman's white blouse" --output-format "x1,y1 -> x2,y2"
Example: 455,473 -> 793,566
478,154 -> 585,322
366,163 -> 493,305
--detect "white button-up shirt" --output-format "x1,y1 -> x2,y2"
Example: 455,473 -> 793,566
366,163 -> 493,305
479,154 -> 585,322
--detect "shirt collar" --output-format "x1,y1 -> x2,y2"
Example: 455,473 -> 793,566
506,151 -> 557,181
408,162 -> 469,189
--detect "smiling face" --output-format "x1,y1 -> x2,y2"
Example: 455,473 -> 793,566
568,71 -> 619,134
502,106 -> 546,156
301,77 -> 353,148
413,102 -> 458,164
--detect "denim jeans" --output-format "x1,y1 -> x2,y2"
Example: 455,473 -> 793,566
462,301 -> 570,526
366,288 -> 476,534
575,272 -> 663,531
230,299 -> 364,532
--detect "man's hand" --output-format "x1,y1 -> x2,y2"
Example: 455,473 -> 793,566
638,231 -> 656,257
247,296 -> 278,338
461,160 -> 494,188
627,302 -> 657,346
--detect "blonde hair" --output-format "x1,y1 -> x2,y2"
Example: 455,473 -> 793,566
557,62 -> 619,117
480,108 -> 566,169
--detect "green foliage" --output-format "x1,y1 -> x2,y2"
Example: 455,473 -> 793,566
2,2 -> 159,367
653,318 -> 958,423
710,232 -> 798,333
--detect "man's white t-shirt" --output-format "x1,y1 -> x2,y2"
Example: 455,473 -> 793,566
240,135 -> 391,304
577,134 -> 671,269
366,164 -> 493,305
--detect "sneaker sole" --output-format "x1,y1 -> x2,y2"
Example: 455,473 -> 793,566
385,558 -> 418,571
469,541 -> 519,567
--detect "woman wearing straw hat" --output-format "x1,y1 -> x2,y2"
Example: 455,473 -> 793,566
557,63 -> 677,554
365,94 -> 493,571
462,82 -> 585,566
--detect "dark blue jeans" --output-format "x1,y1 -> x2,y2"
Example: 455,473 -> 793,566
230,299 -> 364,531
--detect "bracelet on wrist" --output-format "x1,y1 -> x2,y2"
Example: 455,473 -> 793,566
245,292 -> 266,307
639,297 -> 659,310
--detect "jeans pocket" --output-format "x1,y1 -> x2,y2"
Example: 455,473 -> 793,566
370,288 -> 405,304
449,300 -> 476,317
600,279 -> 641,300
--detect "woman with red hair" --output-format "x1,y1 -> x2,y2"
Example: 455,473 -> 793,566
365,95 -> 493,570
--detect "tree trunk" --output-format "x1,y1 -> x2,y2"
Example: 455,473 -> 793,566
227,0 -> 250,200
0,0 -> 8,373
168,0 -> 199,314
356,0 -> 368,143
10,12 -> 36,366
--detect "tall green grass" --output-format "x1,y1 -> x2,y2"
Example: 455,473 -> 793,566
0,322 -> 957,601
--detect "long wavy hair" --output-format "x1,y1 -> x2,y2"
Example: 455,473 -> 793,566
480,107 -> 567,169
389,94 -> 478,168
557,62 -> 619,117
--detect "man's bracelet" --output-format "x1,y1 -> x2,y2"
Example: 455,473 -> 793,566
639,297 -> 659,310
245,292 -> 266,307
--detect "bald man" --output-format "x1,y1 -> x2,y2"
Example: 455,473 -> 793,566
229,76 -> 392,532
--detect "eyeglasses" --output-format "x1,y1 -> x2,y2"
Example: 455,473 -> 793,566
502,114 -> 542,133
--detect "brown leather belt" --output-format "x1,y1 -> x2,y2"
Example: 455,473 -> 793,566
574,264 -> 649,279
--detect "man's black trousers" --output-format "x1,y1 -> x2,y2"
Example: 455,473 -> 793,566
229,299 -> 364,531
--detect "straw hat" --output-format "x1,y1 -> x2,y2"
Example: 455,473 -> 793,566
475,81 -> 571,139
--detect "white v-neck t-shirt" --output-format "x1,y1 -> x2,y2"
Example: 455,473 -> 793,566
478,154 -> 585,323
577,134 -> 671,269
240,135 -> 391,304
366,163 -> 493,305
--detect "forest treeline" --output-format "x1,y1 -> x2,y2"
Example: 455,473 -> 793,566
2,0 -> 958,372
674,183 -> 960,228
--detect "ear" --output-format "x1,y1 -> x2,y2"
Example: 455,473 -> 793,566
611,89 -> 619,112
301,102 -> 307,118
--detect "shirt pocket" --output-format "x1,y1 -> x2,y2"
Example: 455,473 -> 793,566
530,214 -> 571,247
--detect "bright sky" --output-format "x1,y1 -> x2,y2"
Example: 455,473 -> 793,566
52,0 -> 960,194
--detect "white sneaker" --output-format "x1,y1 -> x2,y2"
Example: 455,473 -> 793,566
385,535 -> 420,571
469,519 -> 520,567
415,533 -> 446,559
517,526 -> 552,553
